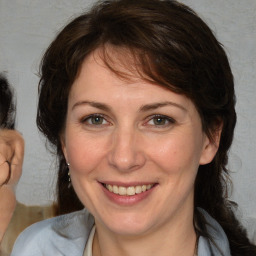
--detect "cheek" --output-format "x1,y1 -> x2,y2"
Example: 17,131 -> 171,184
65,134 -> 105,175
147,132 -> 203,174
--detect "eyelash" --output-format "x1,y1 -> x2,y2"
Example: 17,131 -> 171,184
80,114 -> 175,128
145,114 -> 175,128
81,114 -> 110,126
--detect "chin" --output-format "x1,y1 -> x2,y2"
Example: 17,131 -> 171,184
97,212 -> 155,237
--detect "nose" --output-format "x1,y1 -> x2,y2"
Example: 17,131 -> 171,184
108,127 -> 146,172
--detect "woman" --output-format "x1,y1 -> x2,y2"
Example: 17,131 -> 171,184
11,0 -> 256,255
0,75 -> 24,242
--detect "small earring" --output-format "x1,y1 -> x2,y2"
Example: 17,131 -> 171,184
67,163 -> 71,188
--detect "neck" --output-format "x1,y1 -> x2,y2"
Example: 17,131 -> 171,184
93,209 -> 197,256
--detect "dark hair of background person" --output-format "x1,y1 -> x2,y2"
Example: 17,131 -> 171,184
36,0 -> 256,255
0,74 -> 16,129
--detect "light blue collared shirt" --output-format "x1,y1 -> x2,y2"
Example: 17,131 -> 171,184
11,208 -> 230,256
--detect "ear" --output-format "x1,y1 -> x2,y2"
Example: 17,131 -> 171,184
199,123 -> 223,165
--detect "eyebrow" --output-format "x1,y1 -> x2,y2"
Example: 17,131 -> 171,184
139,101 -> 187,112
72,101 -> 112,112
72,100 -> 187,112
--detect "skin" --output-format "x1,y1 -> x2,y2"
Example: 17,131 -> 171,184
62,50 -> 220,256
0,129 -> 24,242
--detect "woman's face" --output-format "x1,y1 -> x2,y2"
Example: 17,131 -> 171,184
62,51 -> 218,237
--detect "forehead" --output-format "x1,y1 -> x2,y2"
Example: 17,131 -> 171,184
69,50 -> 196,114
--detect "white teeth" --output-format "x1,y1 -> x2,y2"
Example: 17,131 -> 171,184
135,186 -> 142,194
106,184 -> 113,192
105,184 -> 153,196
113,185 -> 118,194
118,186 -> 126,195
127,186 -> 135,196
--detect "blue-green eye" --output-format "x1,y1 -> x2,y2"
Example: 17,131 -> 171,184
90,116 -> 104,125
147,115 -> 175,127
153,117 -> 168,125
83,115 -> 107,125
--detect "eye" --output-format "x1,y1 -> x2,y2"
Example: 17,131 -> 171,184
152,117 -> 168,126
82,114 -> 109,126
146,115 -> 175,128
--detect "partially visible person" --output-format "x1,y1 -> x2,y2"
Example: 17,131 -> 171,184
0,75 -> 24,242
0,76 -> 54,255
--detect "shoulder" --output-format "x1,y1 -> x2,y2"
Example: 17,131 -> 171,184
11,209 -> 94,256
197,208 -> 231,256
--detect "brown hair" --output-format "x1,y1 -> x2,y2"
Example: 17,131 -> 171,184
36,0 -> 256,254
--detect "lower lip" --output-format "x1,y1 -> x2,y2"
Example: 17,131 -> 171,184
101,184 -> 157,206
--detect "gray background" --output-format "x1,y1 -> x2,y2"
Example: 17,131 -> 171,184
0,0 -> 255,222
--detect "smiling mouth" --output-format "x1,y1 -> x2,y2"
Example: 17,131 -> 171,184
103,183 -> 155,196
